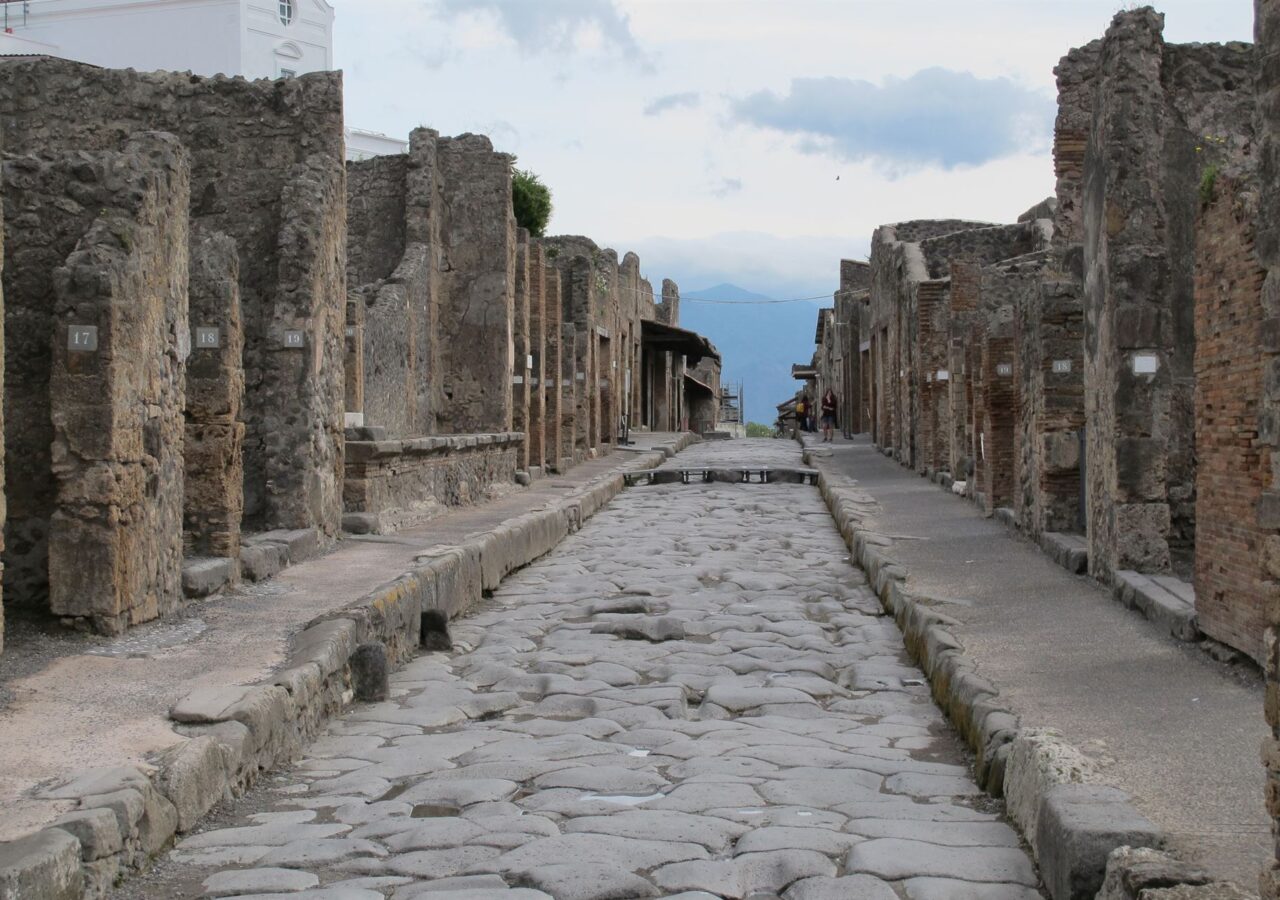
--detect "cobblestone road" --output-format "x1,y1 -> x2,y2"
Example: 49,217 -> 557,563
126,441 -> 1041,900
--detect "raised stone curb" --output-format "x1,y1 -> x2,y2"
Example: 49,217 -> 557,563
803,448 -> 1218,900
0,434 -> 696,900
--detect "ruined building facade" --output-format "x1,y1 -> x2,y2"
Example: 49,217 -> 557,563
0,56 -> 720,654
800,6 -> 1280,891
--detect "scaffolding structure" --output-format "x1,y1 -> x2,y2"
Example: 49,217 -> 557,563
719,379 -> 745,436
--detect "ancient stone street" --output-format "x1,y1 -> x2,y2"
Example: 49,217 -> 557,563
121,441 -> 1040,899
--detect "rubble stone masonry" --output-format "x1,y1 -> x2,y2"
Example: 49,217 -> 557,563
185,225 -> 245,561
46,136 -> 189,633
1252,1 -> 1280,891
436,135 -> 516,435
0,58 -> 348,541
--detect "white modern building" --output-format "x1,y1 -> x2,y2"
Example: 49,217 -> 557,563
1,0 -> 332,79
0,0 -> 407,159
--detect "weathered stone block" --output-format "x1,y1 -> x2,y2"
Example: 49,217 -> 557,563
48,808 -> 121,862
0,828 -> 82,900
157,736 -> 232,833
1035,784 -> 1162,900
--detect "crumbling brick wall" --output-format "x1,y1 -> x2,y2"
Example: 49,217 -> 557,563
1081,10 -> 1253,580
915,280 -> 950,473
435,135 -> 515,435
14,135 -> 191,634
0,58 -> 348,540
185,225 -> 244,561
1053,42 -> 1103,245
1195,173 -> 1268,663
978,304 -> 1018,515
1015,267 -> 1086,536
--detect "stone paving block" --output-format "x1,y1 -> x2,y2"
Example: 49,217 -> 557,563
1036,784 -> 1163,900
202,867 -> 320,897
846,838 -> 1038,885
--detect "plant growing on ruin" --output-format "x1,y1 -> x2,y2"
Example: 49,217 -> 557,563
512,168 -> 553,237
1195,133 -> 1228,207
1199,164 -> 1219,207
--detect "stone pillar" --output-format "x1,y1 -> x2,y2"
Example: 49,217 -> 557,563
560,322 -> 577,471
528,242 -> 547,472
1081,9 -> 1199,581
344,297 -> 364,427
512,229 -> 531,469
184,226 -> 245,562
436,134 -> 515,434
49,134 -> 190,633
544,267 -> 563,472
916,279 -> 949,474
576,327 -> 592,459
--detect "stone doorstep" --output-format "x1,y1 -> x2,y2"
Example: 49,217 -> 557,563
805,457 -> 1234,900
0,439 -> 688,900
1113,570 -> 1200,643
1041,532 -> 1089,575
181,557 -> 237,599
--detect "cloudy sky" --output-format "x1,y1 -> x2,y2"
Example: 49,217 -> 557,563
335,0 -> 1253,301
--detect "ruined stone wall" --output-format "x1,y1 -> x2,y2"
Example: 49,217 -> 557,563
838,260 -> 869,434
346,152 -> 416,438
918,222 -> 1043,279
346,155 -> 407,288
1053,42 -> 1103,245
435,135 -> 514,435
0,58 -> 348,540
28,136 -> 190,633
1253,2 -> 1280,891
2,156 -> 101,611
343,433 -> 521,535
1081,11 -> 1253,580
185,225 -> 244,561
1195,174 -> 1269,663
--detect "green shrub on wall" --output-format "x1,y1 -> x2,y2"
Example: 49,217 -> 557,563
513,168 -> 553,237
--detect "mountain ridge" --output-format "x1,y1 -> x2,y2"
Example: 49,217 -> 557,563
679,282 -> 823,425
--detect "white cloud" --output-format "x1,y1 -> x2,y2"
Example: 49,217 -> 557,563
434,0 -> 651,70
731,69 -> 1054,171
644,91 -> 701,116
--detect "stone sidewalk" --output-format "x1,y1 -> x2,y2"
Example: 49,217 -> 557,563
118,438 -> 1042,899
809,435 -> 1266,887
0,434 -> 690,852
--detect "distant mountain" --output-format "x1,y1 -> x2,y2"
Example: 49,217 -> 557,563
679,283 -> 822,425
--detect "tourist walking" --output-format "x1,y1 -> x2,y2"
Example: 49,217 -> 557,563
820,388 -> 837,442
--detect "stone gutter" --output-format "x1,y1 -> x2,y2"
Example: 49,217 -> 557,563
0,433 -> 696,900
803,446 -> 1245,900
